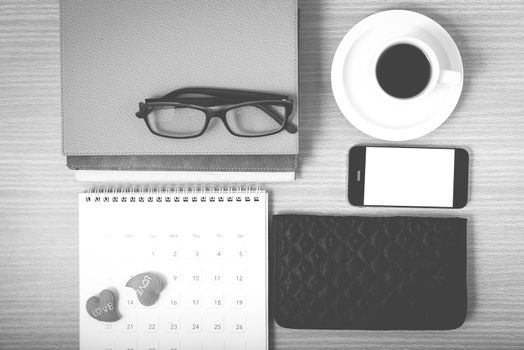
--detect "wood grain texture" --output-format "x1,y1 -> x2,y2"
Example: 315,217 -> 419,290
0,0 -> 523,349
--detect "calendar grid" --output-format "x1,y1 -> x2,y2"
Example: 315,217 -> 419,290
79,188 -> 268,350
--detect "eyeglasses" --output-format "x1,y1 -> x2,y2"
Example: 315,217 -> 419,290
136,88 -> 297,139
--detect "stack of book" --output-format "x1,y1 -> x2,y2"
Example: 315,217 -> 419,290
61,0 -> 299,182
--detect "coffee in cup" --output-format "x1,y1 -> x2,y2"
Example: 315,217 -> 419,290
374,37 -> 462,101
376,43 -> 432,99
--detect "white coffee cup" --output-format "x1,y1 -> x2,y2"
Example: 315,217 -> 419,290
372,36 -> 462,102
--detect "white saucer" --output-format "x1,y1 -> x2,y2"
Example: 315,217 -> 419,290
331,10 -> 464,141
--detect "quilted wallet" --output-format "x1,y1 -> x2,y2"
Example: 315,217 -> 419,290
272,215 -> 467,330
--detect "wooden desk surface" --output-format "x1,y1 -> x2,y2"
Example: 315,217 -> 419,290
1,0 -> 523,349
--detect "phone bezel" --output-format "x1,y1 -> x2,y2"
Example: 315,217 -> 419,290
348,145 -> 469,209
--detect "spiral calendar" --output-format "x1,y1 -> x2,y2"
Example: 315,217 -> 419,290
79,188 -> 268,350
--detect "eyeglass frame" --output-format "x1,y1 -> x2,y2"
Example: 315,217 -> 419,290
136,88 -> 297,139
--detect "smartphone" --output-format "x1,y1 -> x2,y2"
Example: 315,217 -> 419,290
348,146 -> 469,208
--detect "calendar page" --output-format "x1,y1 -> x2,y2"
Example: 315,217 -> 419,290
79,189 -> 268,350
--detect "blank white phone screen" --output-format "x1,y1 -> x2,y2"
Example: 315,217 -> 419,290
364,147 -> 455,207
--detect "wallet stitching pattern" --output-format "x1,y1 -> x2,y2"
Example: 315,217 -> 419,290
273,215 -> 467,330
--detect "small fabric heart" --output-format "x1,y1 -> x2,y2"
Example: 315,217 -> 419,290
86,289 -> 121,322
126,272 -> 164,306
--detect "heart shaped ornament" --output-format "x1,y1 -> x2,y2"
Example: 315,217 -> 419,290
126,272 -> 165,306
86,289 -> 121,322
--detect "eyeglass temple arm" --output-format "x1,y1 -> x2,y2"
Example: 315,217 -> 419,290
161,87 -> 288,102
146,97 -> 253,106
135,102 -> 148,119
256,104 -> 297,134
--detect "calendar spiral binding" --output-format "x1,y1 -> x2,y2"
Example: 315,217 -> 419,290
84,186 -> 265,203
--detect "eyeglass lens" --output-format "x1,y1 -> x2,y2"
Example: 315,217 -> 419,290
147,106 -> 207,138
226,104 -> 286,136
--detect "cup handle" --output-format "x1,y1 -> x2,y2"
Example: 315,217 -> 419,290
439,70 -> 462,85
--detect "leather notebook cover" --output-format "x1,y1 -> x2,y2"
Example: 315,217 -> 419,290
61,0 -> 298,172
272,215 -> 467,330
